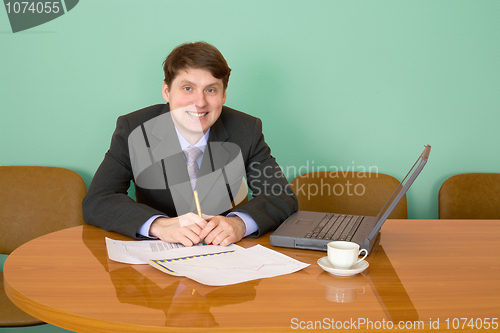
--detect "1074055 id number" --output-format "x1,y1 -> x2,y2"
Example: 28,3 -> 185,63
5,2 -> 61,14
445,318 -> 498,330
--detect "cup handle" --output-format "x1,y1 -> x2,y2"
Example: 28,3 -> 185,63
355,248 -> 368,265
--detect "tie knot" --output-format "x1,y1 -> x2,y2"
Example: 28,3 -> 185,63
183,145 -> 202,163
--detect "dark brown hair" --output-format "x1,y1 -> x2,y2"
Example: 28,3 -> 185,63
163,42 -> 231,90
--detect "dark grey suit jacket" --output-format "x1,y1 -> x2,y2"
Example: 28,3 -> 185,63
82,104 -> 297,238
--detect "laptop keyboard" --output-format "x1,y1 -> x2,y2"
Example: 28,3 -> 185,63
304,214 -> 364,242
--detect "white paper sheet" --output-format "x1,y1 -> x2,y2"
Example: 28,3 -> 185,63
105,238 -> 200,264
106,238 -> 310,286
149,244 -> 309,286
105,237 -> 235,264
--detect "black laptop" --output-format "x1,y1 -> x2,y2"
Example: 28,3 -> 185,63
270,145 -> 431,254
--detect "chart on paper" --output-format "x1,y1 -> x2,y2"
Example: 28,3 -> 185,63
149,245 -> 309,286
105,237 -> 203,264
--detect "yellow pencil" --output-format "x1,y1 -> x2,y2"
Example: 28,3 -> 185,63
193,190 -> 208,245
193,190 -> 202,218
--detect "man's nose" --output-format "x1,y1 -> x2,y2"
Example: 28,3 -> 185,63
194,90 -> 207,108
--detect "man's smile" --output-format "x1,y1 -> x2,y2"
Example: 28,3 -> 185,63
187,111 -> 208,118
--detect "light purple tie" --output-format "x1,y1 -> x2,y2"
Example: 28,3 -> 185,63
183,145 -> 202,190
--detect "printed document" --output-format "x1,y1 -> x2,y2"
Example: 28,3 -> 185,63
105,238 -> 309,286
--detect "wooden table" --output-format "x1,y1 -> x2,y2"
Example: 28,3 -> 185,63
4,220 -> 500,332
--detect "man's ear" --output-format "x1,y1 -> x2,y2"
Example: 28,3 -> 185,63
222,89 -> 227,105
162,82 -> 169,102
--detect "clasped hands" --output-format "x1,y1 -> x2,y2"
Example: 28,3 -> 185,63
149,213 -> 246,247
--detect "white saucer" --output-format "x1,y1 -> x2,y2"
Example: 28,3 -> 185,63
317,257 -> 369,277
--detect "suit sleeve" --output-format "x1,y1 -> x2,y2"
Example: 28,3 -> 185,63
233,118 -> 298,236
82,116 -> 164,238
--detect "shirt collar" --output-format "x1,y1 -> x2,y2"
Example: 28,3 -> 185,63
174,127 -> 210,154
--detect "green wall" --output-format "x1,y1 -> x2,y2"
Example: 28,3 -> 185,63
2,0 -> 499,222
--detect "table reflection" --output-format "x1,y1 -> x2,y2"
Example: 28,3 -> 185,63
315,235 -> 419,323
81,225 -> 259,328
366,240 -> 419,323
317,272 -> 368,303
80,225 -> 418,327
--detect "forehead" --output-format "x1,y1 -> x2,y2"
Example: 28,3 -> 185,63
173,67 -> 223,87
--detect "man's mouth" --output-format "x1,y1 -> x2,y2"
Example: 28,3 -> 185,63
187,111 -> 208,118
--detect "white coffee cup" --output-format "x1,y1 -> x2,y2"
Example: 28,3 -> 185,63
327,241 -> 368,270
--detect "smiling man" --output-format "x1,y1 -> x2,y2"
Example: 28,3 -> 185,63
83,42 -> 297,246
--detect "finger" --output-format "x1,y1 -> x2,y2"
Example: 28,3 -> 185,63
191,213 -> 209,228
160,229 -> 194,246
184,225 -> 202,238
204,225 -> 226,245
210,227 -> 234,246
177,229 -> 202,247
219,236 -> 234,247
199,219 -> 220,239
179,213 -> 207,228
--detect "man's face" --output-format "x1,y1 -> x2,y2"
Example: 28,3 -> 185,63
162,67 -> 226,143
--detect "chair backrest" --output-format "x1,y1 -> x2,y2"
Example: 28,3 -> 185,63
0,166 -> 87,254
439,173 -> 500,219
289,171 -> 407,219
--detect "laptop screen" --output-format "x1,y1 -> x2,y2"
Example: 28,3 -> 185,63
367,145 -> 431,241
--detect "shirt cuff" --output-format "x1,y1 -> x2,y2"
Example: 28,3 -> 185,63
227,211 -> 258,237
137,215 -> 166,238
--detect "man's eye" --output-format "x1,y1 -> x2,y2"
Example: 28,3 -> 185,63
206,88 -> 215,93
184,87 -> 192,91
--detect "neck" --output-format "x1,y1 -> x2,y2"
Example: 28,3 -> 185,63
178,128 -> 206,146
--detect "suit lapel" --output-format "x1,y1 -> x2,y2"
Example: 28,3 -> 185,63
196,114 -> 233,204
148,110 -> 193,206
199,113 -> 230,174
150,112 -> 181,163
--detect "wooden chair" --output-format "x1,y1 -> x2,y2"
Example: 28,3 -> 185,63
439,173 -> 500,219
289,171 -> 407,219
0,166 -> 86,327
